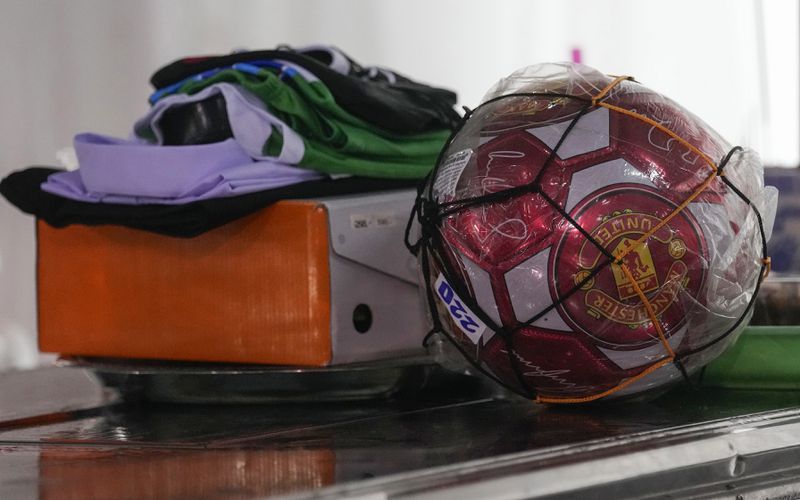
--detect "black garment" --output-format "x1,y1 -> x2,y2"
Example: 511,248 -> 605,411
1,167 -> 418,238
159,93 -> 233,145
150,47 -> 461,135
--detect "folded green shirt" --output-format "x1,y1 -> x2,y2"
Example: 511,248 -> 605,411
160,67 -> 451,179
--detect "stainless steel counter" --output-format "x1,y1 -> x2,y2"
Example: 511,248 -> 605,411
1,365 -> 800,499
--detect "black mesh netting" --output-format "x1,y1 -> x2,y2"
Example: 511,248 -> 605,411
405,65 -> 771,404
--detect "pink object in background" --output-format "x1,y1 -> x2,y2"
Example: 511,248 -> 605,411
571,47 -> 582,64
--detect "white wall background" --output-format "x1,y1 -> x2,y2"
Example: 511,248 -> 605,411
0,0 -> 797,369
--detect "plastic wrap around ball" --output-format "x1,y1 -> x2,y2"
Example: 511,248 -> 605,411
410,62 -> 776,403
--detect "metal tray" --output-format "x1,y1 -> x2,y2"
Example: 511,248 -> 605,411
59,355 -> 444,404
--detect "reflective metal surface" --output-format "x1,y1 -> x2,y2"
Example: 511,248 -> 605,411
60,355 -> 439,403
1,366 -> 800,499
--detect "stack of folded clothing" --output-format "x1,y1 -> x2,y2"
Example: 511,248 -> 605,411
1,45 -> 460,236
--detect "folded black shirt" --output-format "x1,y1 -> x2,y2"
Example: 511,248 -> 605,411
1,167 -> 418,238
150,46 -> 461,135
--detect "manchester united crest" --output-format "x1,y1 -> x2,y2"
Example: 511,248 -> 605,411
552,187 -> 708,347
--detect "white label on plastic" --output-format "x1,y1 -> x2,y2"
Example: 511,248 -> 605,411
374,214 -> 396,228
433,149 -> 472,199
434,273 -> 487,344
350,213 -> 396,229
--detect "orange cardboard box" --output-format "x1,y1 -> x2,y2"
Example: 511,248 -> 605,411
37,190 -> 425,366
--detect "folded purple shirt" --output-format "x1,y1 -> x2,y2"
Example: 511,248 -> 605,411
41,133 -> 323,205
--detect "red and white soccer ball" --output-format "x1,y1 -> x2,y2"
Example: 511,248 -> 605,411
422,63 -> 768,401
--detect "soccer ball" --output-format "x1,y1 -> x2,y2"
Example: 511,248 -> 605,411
417,63 -> 769,402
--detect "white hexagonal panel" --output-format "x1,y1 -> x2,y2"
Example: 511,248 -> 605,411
526,107 -> 610,159
503,247 -> 572,332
